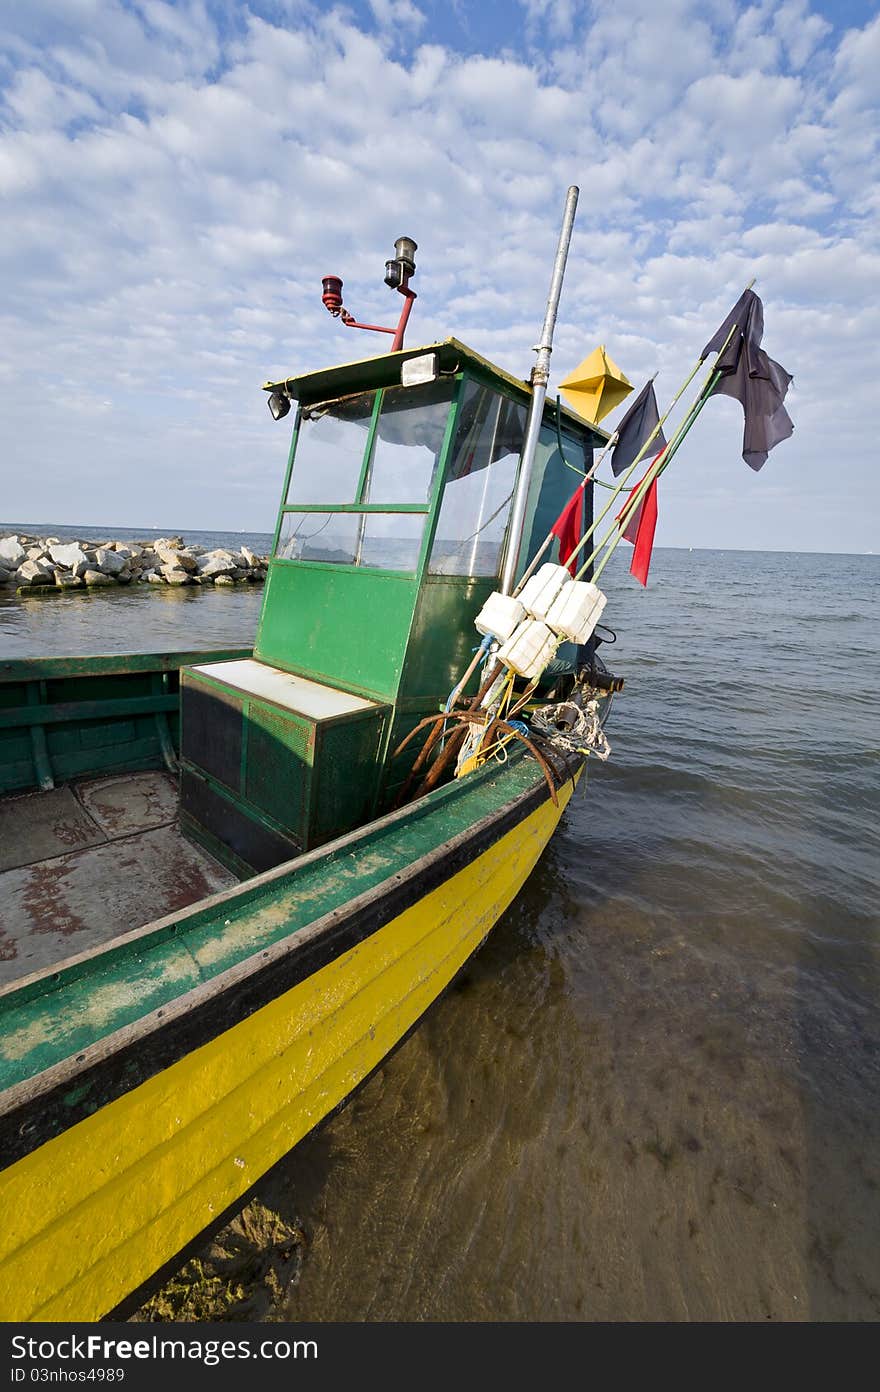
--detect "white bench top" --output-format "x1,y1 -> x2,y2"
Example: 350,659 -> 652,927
190,659 -> 377,721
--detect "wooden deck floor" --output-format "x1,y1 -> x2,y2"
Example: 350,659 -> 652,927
0,772 -> 236,987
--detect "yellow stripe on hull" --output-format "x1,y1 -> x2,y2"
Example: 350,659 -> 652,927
0,781 -> 572,1321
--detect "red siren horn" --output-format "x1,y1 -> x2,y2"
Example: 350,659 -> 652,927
321,275 -> 343,314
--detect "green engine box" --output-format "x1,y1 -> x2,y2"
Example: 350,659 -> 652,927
178,658 -> 389,875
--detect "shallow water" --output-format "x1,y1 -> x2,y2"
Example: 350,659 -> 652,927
0,521 -> 268,659
4,536 -> 878,1320
261,547 -> 880,1322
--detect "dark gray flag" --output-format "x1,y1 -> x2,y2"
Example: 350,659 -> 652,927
611,381 -> 668,476
701,289 -> 794,470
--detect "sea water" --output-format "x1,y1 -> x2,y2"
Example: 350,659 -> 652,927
3,534 -> 878,1320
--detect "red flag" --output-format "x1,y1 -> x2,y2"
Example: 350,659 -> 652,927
550,485 -> 583,576
616,455 -> 662,586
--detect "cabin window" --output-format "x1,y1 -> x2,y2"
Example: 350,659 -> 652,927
276,510 -> 426,570
286,392 -> 376,505
428,382 -> 526,577
518,423 -> 590,577
277,378 -> 458,573
362,381 -> 456,505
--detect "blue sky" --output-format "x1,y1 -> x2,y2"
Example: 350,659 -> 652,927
0,0 -> 877,551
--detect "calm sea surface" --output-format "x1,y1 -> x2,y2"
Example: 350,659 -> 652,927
2,529 -> 878,1321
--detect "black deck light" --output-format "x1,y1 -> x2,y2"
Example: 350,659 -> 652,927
384,236 -> 417,289
267,390 -> 291,421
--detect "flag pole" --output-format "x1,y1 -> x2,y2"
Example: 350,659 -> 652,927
584,318 -> 743,584
559,280 -> 755,573
404,283 -> 758,803
500,185 -> 579,596
514,368 -> 663,592
556,356 -> 704,572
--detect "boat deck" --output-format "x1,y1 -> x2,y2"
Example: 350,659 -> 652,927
0,771 -> 237,988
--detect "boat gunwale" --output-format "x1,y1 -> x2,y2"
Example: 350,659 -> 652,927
0,648 -> 254,686
0,746 -> 580,1170
1,735 -> 539,1010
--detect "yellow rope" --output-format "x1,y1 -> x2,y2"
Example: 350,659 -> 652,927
455,669 -> 517,778
458,730 -> 518,778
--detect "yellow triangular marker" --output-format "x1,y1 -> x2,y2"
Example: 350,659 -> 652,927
558,345 -> 633,423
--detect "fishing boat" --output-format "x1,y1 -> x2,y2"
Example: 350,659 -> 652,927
0,170 -> 797,1321
0,192 -> 627,1320
0,176 -> 796,1320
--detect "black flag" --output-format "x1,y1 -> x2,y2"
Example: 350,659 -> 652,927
611,381 -> 668,476
701,289 -> 793,470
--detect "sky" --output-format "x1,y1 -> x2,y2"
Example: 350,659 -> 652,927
0,0 -> 877,551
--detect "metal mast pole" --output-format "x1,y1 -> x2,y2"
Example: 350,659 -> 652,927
500,185 -> 579,595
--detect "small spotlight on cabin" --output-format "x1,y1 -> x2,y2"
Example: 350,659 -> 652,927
267,391 -> 291,421
401,352 -> 438,386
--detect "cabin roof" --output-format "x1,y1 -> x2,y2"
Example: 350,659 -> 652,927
263,337 -> 611,446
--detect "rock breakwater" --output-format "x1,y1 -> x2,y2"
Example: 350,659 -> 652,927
0,533 -> 269,593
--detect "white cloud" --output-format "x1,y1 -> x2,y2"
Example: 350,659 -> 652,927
0,0 -> 875,552
368,0 -> 426,33
772,0 -> 832,70
3,67 -> 103,129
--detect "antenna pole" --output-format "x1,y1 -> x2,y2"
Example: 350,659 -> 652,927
500,186 -> 579,595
